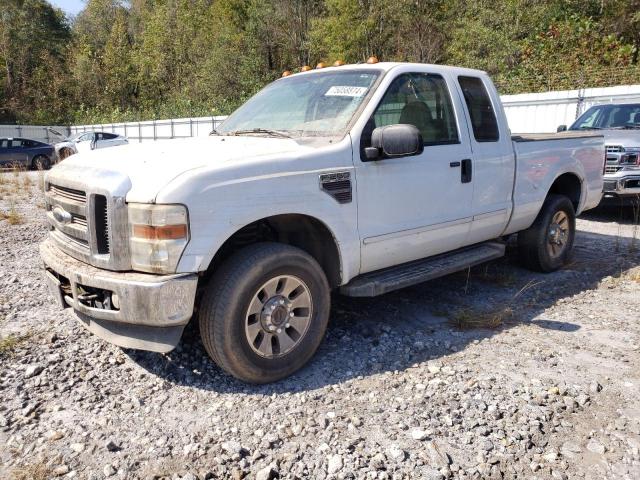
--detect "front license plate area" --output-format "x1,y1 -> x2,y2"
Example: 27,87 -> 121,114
44,269 -> 67,309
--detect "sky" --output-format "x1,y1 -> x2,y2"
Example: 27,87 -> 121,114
49,0 -> 85,16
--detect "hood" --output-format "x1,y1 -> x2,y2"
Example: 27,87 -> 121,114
598,130 -> 640,149
50,135 -> 313,202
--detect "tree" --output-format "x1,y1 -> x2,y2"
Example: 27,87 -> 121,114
0,0 -> 72,123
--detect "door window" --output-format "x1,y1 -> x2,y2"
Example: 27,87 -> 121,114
458,76 -> 499,142
370,73 -> 459,146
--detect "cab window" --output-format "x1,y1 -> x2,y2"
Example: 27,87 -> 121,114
371,73 -> 459,145
458,76 -> 499,142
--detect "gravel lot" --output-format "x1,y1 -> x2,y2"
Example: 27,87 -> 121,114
1,170 -> 639,480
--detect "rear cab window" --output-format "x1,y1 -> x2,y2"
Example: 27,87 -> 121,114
458,76 -> 499,142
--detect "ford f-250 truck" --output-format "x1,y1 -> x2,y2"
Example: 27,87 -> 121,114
40,62 -> 604,383
558,102 -> 640,203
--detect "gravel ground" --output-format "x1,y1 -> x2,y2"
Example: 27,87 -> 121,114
1,170 -> 639,480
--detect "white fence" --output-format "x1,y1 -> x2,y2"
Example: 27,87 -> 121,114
502,84 -> 640,133
69,116 -> 228,143
4,84 -> 640,143
0,125 -> 70,144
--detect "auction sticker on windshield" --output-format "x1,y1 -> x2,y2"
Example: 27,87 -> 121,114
325,86 -> 369,97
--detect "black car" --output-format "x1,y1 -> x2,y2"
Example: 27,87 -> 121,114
0,137 -> 55,169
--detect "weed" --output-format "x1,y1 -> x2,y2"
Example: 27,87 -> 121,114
0,332 -> 31,357
9,461 -> 52,480
451,306 -> 514,329
448,279 -> 541,329
0,204 -> 23,225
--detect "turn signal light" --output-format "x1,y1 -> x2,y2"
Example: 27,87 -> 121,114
282,70 -> 292,77
366,56 -> 379,64
132,224 -> 188,240
301,65 -> 312,72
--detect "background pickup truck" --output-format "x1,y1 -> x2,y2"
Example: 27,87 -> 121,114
40,62 -> 604,383
558,102 -> 640,204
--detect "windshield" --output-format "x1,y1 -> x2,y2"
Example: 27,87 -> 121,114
570,104 -> 640,130
65,132 -> 85,141
217,70 -> 381,137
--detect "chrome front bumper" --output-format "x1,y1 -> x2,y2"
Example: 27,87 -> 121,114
603,175 -> 640,197
40,237 -> 198,352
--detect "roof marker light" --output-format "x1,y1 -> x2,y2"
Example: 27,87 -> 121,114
333,60 -> 345,67
301,65 -> 312,72
282,70 -> 292,77
366,56 -> 379,64
316,62 -> 326,69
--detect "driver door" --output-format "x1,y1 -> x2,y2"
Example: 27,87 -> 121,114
355,71 -> 475,273
75,133 -> 95,154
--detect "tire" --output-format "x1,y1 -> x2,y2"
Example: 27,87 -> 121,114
59,148 -> 73,161
199,242 -> 331,383
517,194 -> 576,273
31,155 -> 50,170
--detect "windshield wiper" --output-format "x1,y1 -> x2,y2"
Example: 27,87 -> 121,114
579,126 -> 602,130
227,128 -> 292,138
609,125 -> 640,130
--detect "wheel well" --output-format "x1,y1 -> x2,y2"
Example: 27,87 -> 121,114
206,214 -> 342,288
548,173 -> 581,211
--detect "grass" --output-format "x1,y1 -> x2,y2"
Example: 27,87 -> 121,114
0,204 -> 24,225
9,461 -> 52,480
21,174 -> 32,188
447,279 -> 542,330
0,332 -> 32,357
450,306 -> 514,329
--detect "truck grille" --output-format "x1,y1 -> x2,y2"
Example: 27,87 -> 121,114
49,184 -> 86,203
605,165 -> 623,174
45,178 -> 129,270
606,145 -> 624,154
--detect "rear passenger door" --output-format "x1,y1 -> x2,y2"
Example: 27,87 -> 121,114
355,70 -> 475,273
456,75 -> 515,244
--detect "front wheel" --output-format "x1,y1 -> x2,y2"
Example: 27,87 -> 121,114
517,194 -> 576,272
31,155 -> 50,170
199,242 -> 330,383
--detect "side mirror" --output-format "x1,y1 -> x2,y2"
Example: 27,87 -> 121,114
364,124 -> 424,161
557,125 -> 567,132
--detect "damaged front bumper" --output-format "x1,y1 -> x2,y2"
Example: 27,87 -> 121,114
40,237 -> 198,353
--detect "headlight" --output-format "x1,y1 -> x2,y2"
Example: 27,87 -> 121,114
128,203 -> 189,274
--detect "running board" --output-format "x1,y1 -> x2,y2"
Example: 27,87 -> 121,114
341,242 -> 506,297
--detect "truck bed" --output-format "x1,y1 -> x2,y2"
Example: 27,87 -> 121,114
503,131 -> 605,235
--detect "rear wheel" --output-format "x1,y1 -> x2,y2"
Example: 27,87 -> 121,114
517,194 -> 576,272
199,242 -> 330,383
31,155 -> 50,170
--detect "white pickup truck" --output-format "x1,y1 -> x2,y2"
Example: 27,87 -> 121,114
40,62 -> 604,383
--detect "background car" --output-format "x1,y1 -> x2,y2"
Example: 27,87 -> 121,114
558,103 -> 640,204
55,131 -> 128,160
0,137 -> 55,169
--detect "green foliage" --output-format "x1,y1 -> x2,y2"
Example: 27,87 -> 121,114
0,0 -> 72,123
2,0 -> 640,125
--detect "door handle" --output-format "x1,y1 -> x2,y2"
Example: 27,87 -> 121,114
449,161 -> 461,167
461,159 -> 472,183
